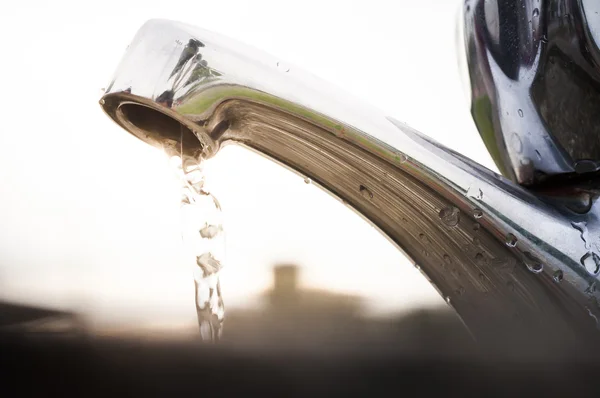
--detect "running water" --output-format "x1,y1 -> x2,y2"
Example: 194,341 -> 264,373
171,127 -> 226,342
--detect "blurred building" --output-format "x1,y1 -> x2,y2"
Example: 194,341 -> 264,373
224,264 -> 474,356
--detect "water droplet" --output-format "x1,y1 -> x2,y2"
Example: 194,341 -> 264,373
359,185 -> 373,199
511,132 -> 523,153
585,281 -> 597,295
473,222 -> 481,232
196,253 -> 223,276
475,252 -> 487,265
99,98 -> 105,105
445,296 -> 451,304
473,208 -> 483,219
571,221 -> 591,249
399,154 -> 408,163
553,270 -> 564,283
580,252 -> 600,275
415,264 -> 421,270
199,320 -> 212,340
467,185 -> 484,200
533,8 -> 539,17
523,252 -> 544,273
199,223 -> 221,239
518,109 -> 524,117
418,233 -> 430,244
534,149 -> 542,161
304,177 -> 311,184
276,61 -> 290,72
439,206 -> 460,227
519,157 -> 533,168
505,233 -> 518,247
443,254 -> 453,265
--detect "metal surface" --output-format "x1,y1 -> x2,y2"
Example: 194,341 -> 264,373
100,18 -> 600,355
462,0 -> 600,185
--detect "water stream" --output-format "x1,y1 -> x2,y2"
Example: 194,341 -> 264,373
173,127 -> 226,342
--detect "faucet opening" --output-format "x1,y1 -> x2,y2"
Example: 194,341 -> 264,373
112,101 -> 211,157
117,103 -> 188,144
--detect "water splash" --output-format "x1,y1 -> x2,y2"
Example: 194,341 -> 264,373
176,127 -> 226,342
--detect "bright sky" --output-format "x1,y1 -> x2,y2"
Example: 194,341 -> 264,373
0,0 -> 497,330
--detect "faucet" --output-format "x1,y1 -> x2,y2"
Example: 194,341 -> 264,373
99,4 -> 600,357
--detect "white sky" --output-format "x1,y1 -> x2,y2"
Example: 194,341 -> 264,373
0,0 -> 497,330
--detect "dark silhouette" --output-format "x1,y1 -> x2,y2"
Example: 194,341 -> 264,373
168,38 -> 204,80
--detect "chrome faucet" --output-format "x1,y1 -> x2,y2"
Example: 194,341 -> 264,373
100,1 -> 600,357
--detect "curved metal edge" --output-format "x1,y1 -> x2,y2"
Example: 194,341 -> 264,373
99,18 -> 600,355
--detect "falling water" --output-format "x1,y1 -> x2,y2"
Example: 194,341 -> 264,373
172,127 -> 226,342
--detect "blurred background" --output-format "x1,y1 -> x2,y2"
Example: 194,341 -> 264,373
0,0 -> 497,343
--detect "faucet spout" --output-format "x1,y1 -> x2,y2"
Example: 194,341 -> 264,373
100,19 -> 600,356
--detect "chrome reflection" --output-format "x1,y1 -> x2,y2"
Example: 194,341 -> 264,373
99,19 -> 600,354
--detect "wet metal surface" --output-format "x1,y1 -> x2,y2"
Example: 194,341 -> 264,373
99,18 -> 600,353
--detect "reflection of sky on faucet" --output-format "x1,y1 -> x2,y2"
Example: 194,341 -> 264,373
0,0 -> 496,331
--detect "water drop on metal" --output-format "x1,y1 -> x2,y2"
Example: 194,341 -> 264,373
523,252 -> 544,274
359,185 -> 373,199
475,252 -> 486,265
467,185 -> 484,201
304,177 -> 311,184
580,252 -> 600,275
553,270 -> 564,283
586,282 -> 597,295
439,206 -> 460,227
445,296 -> 451,304
571,221 -> 591,249
518,109 -> 524,117
473,208 -> 483,219
533,8 -> 539,17
505,233 -> 518,247
511,132 -> 523,153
